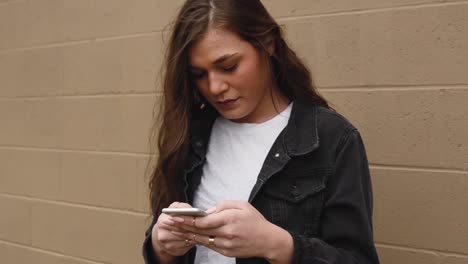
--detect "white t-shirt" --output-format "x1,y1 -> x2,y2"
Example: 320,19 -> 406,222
193,103 -> 293,264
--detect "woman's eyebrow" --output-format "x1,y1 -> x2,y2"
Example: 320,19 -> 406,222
189,53 -> 239,70
212,52 -> 239,65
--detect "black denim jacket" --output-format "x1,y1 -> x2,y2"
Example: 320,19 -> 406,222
143,99 -> 380,264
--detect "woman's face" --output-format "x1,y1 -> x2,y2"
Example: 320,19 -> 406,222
189,27 -> 282,123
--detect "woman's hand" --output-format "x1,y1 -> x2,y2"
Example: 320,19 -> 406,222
169,201 -> 294,263
152,202 -> 195,263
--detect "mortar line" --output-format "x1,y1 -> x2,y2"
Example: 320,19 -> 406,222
0,31 -> 164,55
0,146 -> 465,174
0,145 -> 155,157
0,92 -> 161,101
0,240 -> 108,264
0,193 -> 149,217
277,0 -> 468,22
0,39 -> 93,54
2,85 -> 467,101
440,252 -> 468,259
376,243 -> 441,256
0,0 -> 24,7
318,85 -> 468,92
369,163 -> 468,174
376,242 -> 468,258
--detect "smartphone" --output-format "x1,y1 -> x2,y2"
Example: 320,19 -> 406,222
162,208 -> 208,217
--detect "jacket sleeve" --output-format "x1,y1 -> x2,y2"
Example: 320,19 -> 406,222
289,128 -> 379,264
142,219 -> 160,264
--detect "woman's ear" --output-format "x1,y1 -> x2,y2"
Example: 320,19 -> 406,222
193,90 -> 206,110
266,39 -> 275,56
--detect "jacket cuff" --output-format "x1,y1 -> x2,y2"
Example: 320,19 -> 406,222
289,231 -> 324,264
289,231 -> 303,264
142,231 -> 159,264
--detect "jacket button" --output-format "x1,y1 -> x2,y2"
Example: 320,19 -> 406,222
292,185 -> 300,196
274,153 -> 280,158
195,141 -> 202,147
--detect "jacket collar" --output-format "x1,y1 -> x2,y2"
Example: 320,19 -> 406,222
189,99 -> 319,158
283,99 -> 319,156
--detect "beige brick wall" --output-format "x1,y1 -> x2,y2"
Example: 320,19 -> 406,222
0,0 -> 466,263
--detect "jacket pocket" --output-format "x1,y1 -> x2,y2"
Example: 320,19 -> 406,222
262,166 -> 330,202
260,166 -> 332,235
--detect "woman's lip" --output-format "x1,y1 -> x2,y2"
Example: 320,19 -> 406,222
219,98 -> 238,104
217,98 -> 239,109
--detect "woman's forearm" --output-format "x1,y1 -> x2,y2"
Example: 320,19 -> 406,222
153,246 -> 176,264
263,224 -> 294,264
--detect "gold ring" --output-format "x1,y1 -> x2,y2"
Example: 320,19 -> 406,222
208,236 -> 216,247
192,217 -> 196,227
184,239 -> 190,246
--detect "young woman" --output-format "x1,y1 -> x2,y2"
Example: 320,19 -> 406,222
143,1 -> 379,263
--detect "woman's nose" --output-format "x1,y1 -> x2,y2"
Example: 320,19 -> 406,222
208,72 -> 228,95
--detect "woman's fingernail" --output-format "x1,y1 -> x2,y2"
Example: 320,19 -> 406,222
172,217 -> 185,223
164,219 -> 175,226
206,207 -> 217,214
171,231 -> 184,236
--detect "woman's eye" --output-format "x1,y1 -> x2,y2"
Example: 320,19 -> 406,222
222,64 -> 237,73
191,71 -> 205,79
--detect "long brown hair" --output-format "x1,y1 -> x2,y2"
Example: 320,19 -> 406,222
149,0 -> 330,218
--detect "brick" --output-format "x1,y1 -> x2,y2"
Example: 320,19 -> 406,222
376,245 -> 442,264
0,48 -> 62,97
0,1 -> 26,50
0,95 -> 157,152
263,0 -> 443,18
23,0 -> 96,47
359,4 -> 468,86
0,101 -> 26,146
1,0 -> 184,49
60,152 -> 142,210
0,149 -> 61,199
0,196 -> 31,244
0,99 -> 62,148
61,34 -> 162,95
283,3 -> 468,87
0,241 -> 103,264
0,33 -> 164,97
93,0 -> 185,37
0,148 -> 150,211
323,89 -> 468,170
283,14 -> 361,87
59,95 -> 156,153
135,155 -> 152,213
442,254 -> 468,264
31,201 -> 148,264
373,168 -> 468,254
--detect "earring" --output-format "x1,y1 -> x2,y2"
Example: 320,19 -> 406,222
193,91 -> 206,110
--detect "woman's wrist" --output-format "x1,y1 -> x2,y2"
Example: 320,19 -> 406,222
151,225 -> 177,264
153,239 -> 177,264
263,223 -> 294,264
